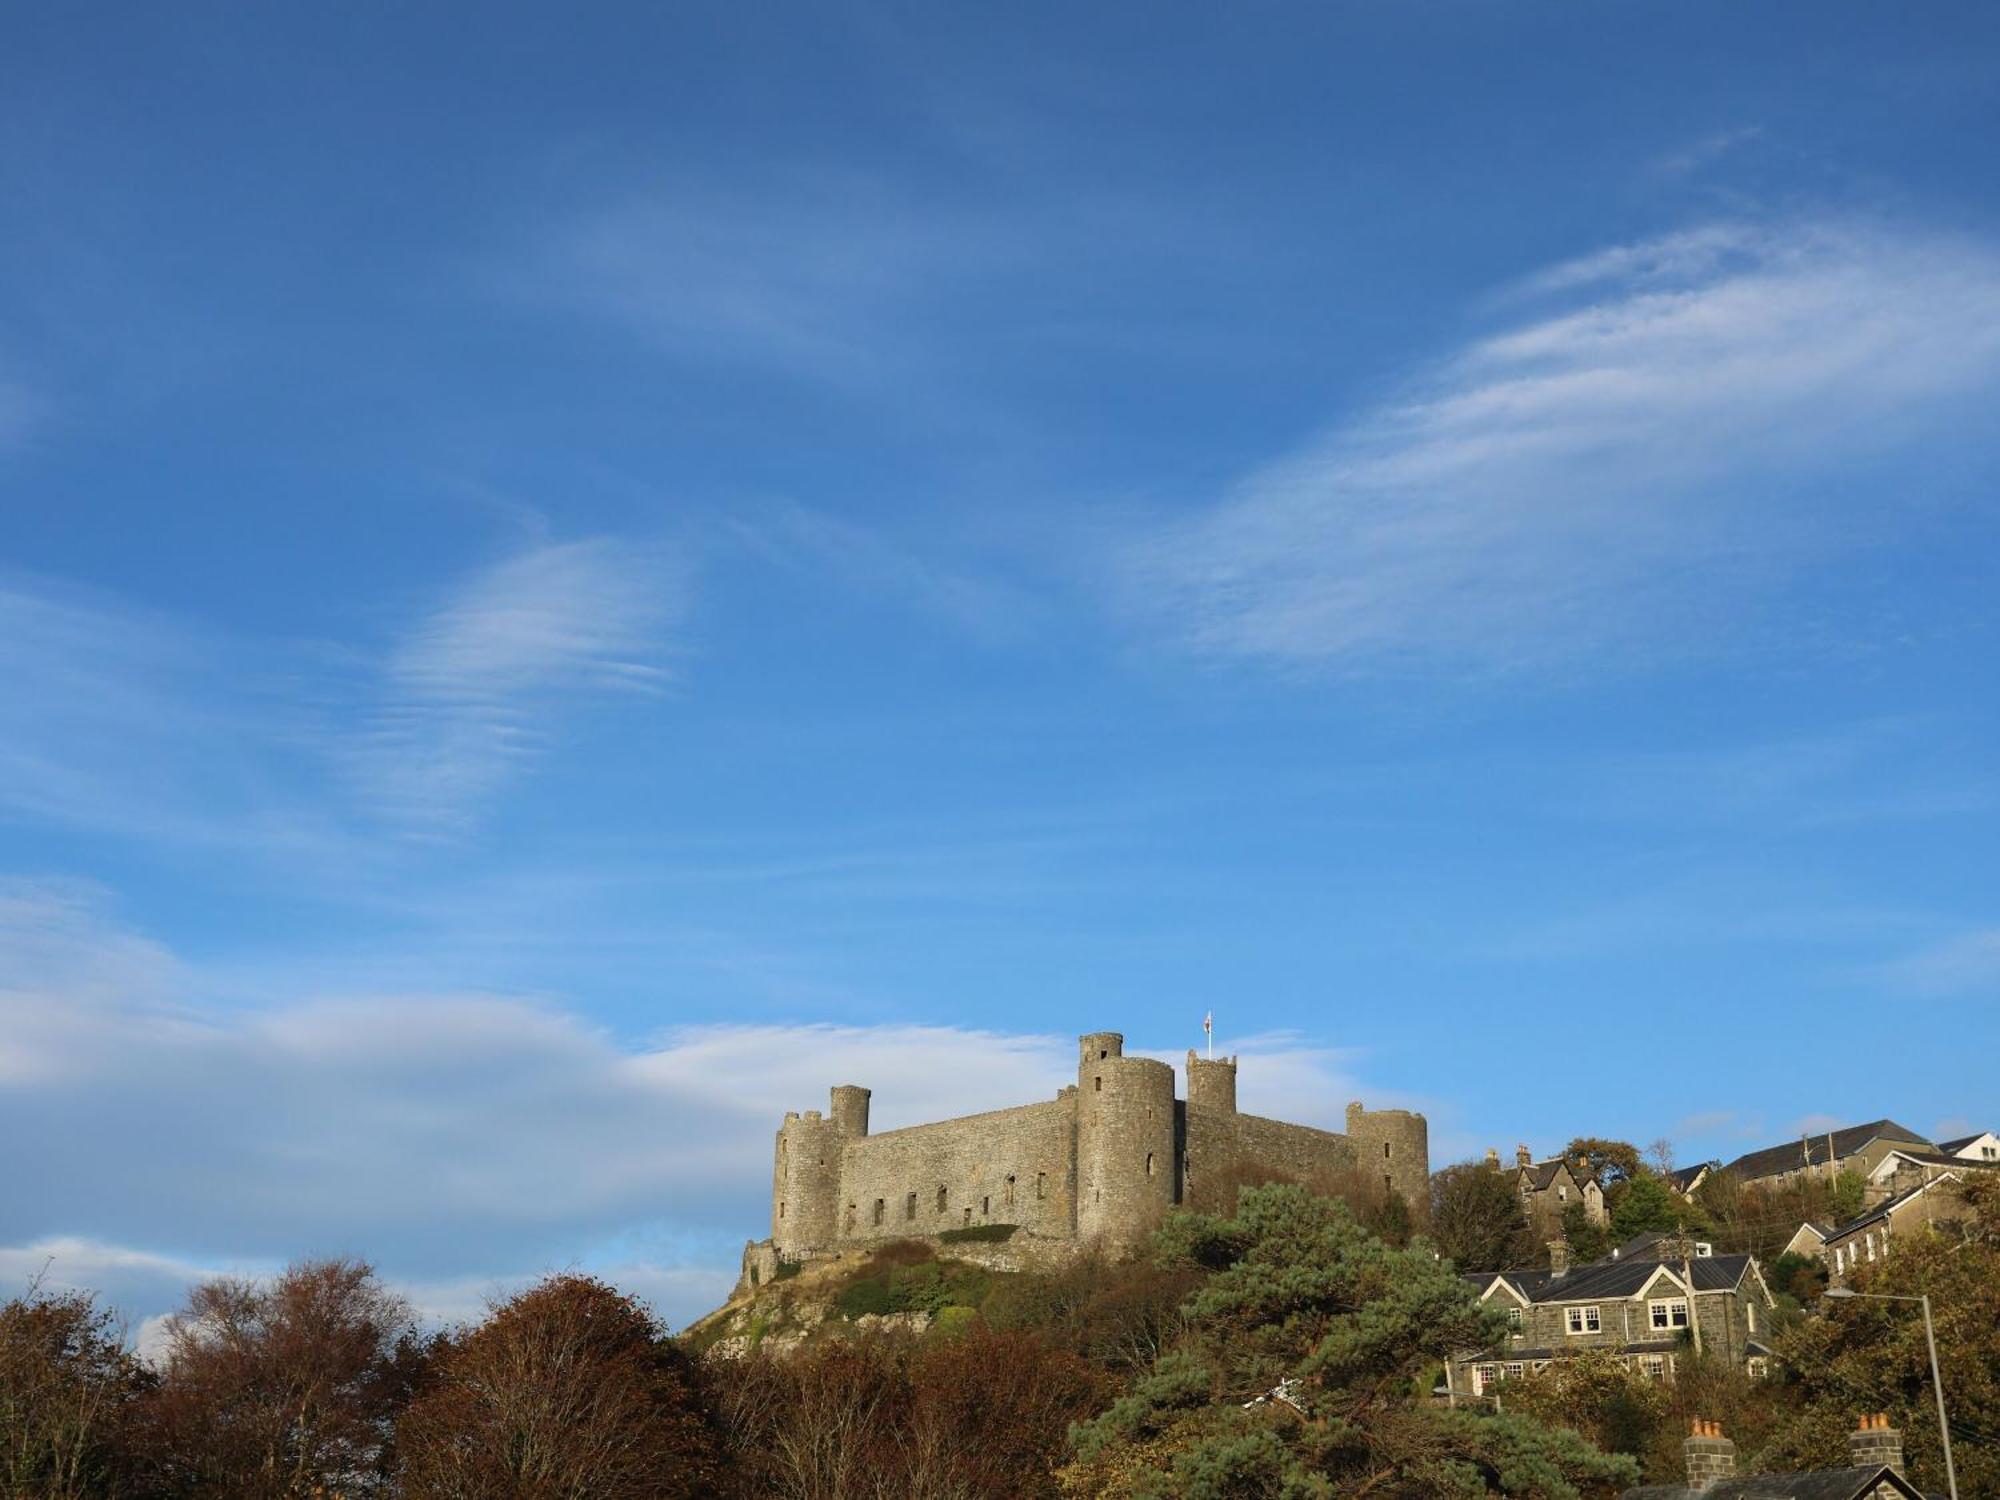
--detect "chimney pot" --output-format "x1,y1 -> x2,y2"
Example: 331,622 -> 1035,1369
1517,1143 -> 1533,1167
1547,1239 -> 1570,1277
1848,1414 -> 1904,1477
1684,1420 -> 1736,1490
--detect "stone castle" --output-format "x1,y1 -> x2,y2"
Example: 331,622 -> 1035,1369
747,1030 -> 1428,1276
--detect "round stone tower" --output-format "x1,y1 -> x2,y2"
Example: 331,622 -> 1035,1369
1185,1050 -> 1238,1113
1344,1101 -> 1430,1209
772,1109 -> 842,1257
1075,1032 -> 1176,1253
829,1083 -> 871,1137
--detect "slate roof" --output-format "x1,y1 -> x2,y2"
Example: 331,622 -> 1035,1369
1935,1133 -> 1982,1155
1622,1465 -> 1928,1499
1879,1147 -> 1995,1173
1723,1120 -> 1931,1181
1666,1161 -> 1713,1192
1465,1254 -> 1753,1304
1518,1158 -> 1571,1191
1824,1175 -> 1959,1241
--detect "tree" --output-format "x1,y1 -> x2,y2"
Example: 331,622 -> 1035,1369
1061,1185 -> 1639,1497
1559,1202 -> 1611,1267
0,1282 -> 149,1499
398,1275 -> 723,1499
1608,1174 -> 1680,1241
1430,1161 -> 1535,1271
1763,1230 -> 2000,1499
1562,1140 -> 1642,1195
141,1258 -> 423,1499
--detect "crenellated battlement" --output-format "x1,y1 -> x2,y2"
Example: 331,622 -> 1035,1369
761,1030 -> 1429,1263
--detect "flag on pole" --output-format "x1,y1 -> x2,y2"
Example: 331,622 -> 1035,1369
1203,1010 -> 1213,1059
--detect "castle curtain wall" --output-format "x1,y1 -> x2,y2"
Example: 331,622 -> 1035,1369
833,1097 -> 1078,1243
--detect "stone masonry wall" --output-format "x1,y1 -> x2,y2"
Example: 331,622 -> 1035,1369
836,1096 -> 1078,1243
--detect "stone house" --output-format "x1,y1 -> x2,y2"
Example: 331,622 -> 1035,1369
1812,1173 -> 1969,1284
1487,1145 -> 1606,1233
1722,1119 -> 1932,1191
1447,1241 -> 1775,1399
1865,1142 -> 1997,1206
1666,1161 -> 1713,1198
1622,1414 -> 1932,1498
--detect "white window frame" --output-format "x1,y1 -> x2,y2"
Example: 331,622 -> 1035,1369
1564,1305 -> 1602,1335
1747,1356 -> 1769,1378
1648,1297 -> 1689,1331
1505,1306 -> 1523,1328
1503,1361 -> 1525,1380
1473,1363 -> 1500,1395
1638,1355 -> 1667,1381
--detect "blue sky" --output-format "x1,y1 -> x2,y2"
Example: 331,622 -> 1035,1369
3,3 -> 1998,1334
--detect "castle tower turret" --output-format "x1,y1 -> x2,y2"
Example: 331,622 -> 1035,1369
1344,1101 -> 1430,1210
829,1084 -> 871,1137
1076,1033 -> 1175,1253
772,1109 -> 842,1258
1185,1050 -> 1237,1113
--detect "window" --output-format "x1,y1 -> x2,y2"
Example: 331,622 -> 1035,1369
981,1195 -> 990,1215
1505,1306 -> 1523,1328
1745,1302 -> 1757,1333
1005,1175 -> 1016,1206
1503,1361 -> 1525,1380
1865,1232 -> 1877,1262
1649,1299 -> 1689,1331
1531,1360 -> 1551,1373
1383,1142 -> 1392,1159
1557,1185 -> 1568,1201
1639,1355 -> 1666,1381
1473,1364 -> 1500,1395
905,1192 -> 917,1221
1146,1152 -> 1156,1177
1094,1076 -> 1102,1092
845,1203 -> 856,1230
872,1198 -> 885,1226
1565,1306 -> 1601,1335
937,1186 -> 948,1213
1037,1171 -> 1046,1200
962,1207 -> 972,1226
1747,1357 -> 1769,1379
779,1201 -> 786,1219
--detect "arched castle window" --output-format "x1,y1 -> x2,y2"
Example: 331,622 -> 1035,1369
1036,1172 -> 1046,1199
982,1195 -> 990,1215
1094,1076 -> 1102,1092
1146,1152 -> 1156,1177
872,1198 -> 885,1226
779,1201 -> 786,1219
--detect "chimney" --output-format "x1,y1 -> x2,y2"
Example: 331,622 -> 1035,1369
1848,1413 -> 1904,1478
1517,1143 -> 1533,1168
1684,1419 -> 1737,1490
1484,1147 -> 1501,1169
1547,1239 -> 1570,1277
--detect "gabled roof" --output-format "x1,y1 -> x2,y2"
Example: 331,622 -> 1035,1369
1667,1161 -> 1714,1193
1825,1173 -> 1961,1242
1623,1468 -> 1926,1500
1600,1230 -> 1712,1264
1935,1130 -> 1997,1159
1517,1158 -> 1574,1191
1469,1253 -> 1755,1305
1870,1147 -> 1981,1178
1723,1120 -> 1932,1181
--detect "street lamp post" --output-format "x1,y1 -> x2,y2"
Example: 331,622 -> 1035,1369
1823,1287 -> 1958,1500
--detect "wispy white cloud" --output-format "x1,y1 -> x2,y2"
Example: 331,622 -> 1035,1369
719,499 -> 1044,643
348,539 -> 685,831
1125,218 -> 2000,674
1649,126 -> 1764,180
1882,927 -> 2000,998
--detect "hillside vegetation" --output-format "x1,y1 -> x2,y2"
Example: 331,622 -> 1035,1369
3,1175 -> 1994,1498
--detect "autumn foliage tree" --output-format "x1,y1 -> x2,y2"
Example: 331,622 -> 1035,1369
397,1274 -> 723,1500
1430,1160 -> 1535,1271
139,1258 -> 425,1499
0,1283 -> 148,1500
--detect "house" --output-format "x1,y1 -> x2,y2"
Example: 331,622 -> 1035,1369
1934,1129 -> 1998,1164
1493,1144 -> 1606,1232
1447,1239 -> 1775,1399
1780,1220 -> 1833,1261
1622,1414 -> 1933,1498
1819,1174 -> 1967,1283
1866,1142 -> 1997,1206
1722,1120 -> 1932,1190
1666,1161 -> 1714,1198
